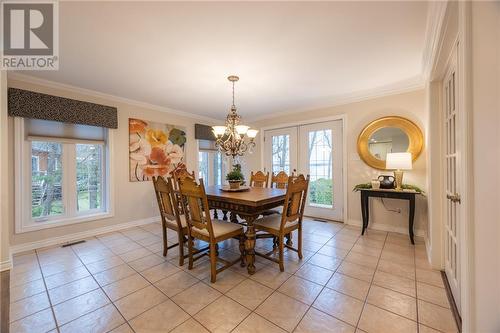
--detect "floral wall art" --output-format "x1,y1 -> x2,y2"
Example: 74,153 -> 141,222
129,118 -> 187,182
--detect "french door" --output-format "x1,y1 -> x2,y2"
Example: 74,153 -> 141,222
263,120 -> 344,221
443,45 -> 461,312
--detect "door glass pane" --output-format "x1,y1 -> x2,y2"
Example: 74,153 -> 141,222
308,129 -> 333,208
214,152 -> 223,186
76,144 -> 103,212
31,141 -> 63,219
199,151 -> 209,182
272,135 -> 290,174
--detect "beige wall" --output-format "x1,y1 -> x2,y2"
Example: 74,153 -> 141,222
7,77 -> 216,249
1,71 -> 11,270
245,89 -> 428,236
470,2 -> 500,331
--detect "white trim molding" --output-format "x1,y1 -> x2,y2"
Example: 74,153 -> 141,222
421,1 -> 449,79
10,216 -> 160,255
0,255 -> 13,272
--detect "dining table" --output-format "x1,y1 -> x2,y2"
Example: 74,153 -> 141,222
204,186 -> 286,275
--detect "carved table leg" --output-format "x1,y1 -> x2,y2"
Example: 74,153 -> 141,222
222,210 -> 228,221
213,209 -> 219,219
285,233 -> 293,246
244,215 -> 257,275
239,236 -> 246,267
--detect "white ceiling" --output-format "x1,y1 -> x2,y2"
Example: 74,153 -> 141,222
23,1 -> 429,121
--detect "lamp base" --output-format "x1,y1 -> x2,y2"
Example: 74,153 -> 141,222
394,170 -> 404,191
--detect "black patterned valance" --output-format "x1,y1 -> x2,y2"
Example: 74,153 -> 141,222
195,123 -> 216,141
8,88 -> 118,129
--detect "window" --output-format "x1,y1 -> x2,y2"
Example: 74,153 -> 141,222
198,140 -> 225,186
31,155 -> 40,173
76,144 -> 103,212
31,142 -> 63,219
16,118 -> 112,233
198,151 -> 209,182
307,129 -> 333,208
271,134 -> 290,174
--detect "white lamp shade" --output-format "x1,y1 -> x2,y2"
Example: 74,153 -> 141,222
235,125 -> 249,135
247,129 -> 258,138
212,126 -> 226,137
386,152 -> 412,170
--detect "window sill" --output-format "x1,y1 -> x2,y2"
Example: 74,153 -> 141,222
16,211 -> 114,234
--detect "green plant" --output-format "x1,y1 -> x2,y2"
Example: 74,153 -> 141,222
352,183 -> 373,191
309,178 -> 333,206
226,164 -> 245,182
401,184 -> 425,193
352,182 -> 425,194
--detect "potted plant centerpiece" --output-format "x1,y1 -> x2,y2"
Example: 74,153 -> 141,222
226,164 -> 245,190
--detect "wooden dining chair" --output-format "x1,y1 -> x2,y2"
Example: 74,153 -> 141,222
250,171 -> 270,188
264,171 -> 292,215
152,176 -> 199,266
271,171 -> 290,189
178,177 -> 246,283
254,174 -> 310,271
171,168 -> 196,191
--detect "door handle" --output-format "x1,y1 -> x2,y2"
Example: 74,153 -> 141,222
447,193 -> 461,204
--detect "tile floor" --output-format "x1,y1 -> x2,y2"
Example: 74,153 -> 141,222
8,219 -> 458,333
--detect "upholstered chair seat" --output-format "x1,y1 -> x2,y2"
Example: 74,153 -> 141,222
254,214 -> 298,230
192,219 -> 243,238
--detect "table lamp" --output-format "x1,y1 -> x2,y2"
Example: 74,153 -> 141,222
386,152 -> 412,191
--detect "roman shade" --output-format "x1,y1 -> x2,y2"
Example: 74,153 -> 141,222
25,118 -> 107,143
8,88 -> 118,129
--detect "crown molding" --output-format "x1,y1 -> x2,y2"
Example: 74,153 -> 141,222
248,76 -> 425,123
421,1 -> 449,79
7,73 -> 220,124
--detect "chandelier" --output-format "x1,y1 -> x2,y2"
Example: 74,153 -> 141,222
212,75 -> 258,159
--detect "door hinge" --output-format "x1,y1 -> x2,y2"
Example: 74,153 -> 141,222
447,193 -> 461,204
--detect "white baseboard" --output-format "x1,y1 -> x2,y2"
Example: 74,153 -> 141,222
10,216 -> 160,255
346,219 -> 425,238
0,253 -> 13,271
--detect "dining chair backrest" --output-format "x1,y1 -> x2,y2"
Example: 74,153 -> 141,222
178,177 -> 215,239
172,168 -> 196,191
280,174 -> 310,230
250,171 -> 270,188
271,171 -> 289,189
152,176 -> 182,227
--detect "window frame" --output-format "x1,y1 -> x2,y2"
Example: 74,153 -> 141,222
14,118 -> 115,233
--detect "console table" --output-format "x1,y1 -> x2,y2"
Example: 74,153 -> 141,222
359,188 -> 420,244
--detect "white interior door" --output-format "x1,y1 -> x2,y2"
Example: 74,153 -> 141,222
298,121 -> 343,221
263,127 -> 298,176
443,46 -> 461,312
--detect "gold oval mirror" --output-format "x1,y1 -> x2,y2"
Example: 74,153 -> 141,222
357,116 -> 423,170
